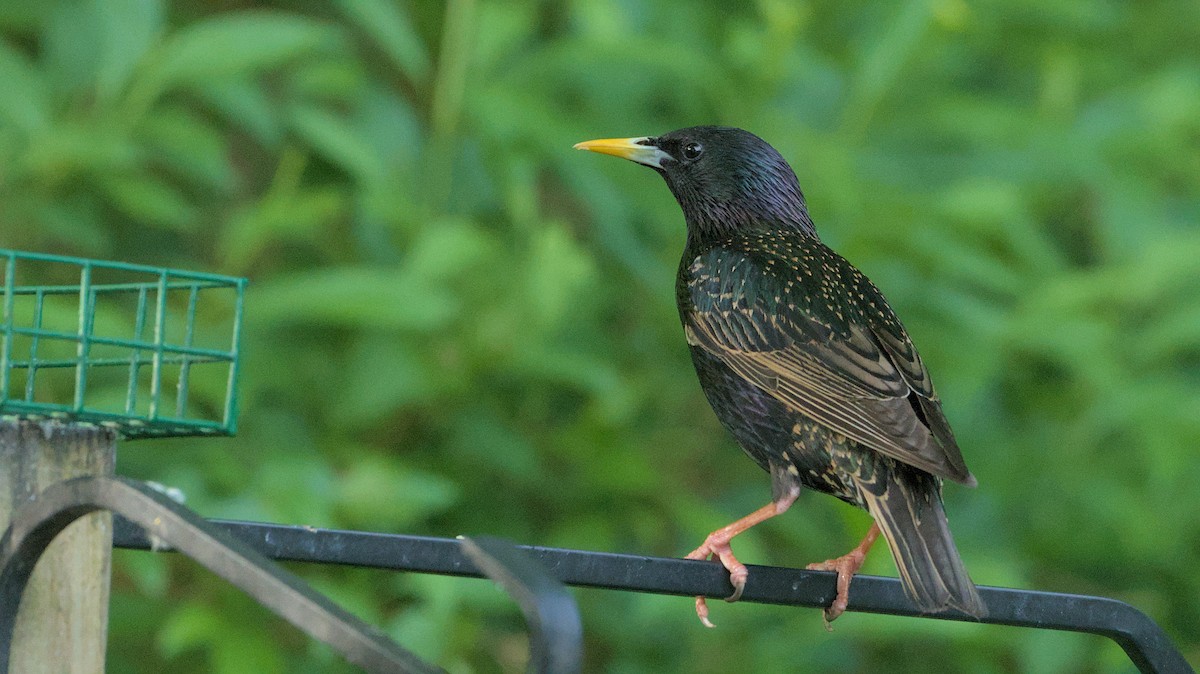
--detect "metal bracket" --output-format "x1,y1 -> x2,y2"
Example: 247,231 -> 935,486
2,477 -> 584,674
461,536 -> 582,674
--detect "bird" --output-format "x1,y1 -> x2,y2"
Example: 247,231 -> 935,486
574,126 -> 986,627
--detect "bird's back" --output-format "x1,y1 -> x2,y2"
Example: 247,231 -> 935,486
677,222 -> 973,487
679,226 -> 903,343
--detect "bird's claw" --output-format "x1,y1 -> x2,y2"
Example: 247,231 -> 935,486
695,595 -> 715,628
724,565 -> 747,602
686,534 -> 749,627
806,547 -> 868,626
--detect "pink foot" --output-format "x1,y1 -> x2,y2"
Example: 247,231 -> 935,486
680,498 -> 797,628
806,523 -> 880,626
685,532 -> 749,628
806,549 -> 866,626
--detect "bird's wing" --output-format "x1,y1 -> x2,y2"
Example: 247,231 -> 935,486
685,244 -> 974,485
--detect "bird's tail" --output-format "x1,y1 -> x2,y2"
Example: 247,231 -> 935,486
861,470 -> 987,618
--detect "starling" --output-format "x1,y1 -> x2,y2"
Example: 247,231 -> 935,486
575,126 -> 986,626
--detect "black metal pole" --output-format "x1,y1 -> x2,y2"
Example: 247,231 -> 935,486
113,517 -> 1194,674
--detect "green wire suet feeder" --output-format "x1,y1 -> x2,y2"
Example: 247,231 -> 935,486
1,249 -> 245,439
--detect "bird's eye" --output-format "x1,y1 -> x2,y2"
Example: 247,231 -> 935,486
683,142 -> 703,160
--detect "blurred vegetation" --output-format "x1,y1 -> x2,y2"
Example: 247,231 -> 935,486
1,0 -> 1198,672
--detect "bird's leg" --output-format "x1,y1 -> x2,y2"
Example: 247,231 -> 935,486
685,491 -> 798,628
806,522 -> 881,627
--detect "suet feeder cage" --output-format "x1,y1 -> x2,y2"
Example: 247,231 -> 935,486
1,249 -> 245,438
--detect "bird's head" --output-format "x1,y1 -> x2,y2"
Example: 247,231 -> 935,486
575,126 -> 816,242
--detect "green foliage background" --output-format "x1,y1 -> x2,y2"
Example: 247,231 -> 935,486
2,0 -> 1198,671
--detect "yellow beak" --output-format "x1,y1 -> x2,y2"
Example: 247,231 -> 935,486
573,136 -> 671,168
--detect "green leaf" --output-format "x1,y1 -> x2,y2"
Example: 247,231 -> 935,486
193,78 -> 283,146
158,596 -> 285,674
401,218 -> 494,283
22,120 -> 137,180
251,266 -> 460,331
523,222 -> 596,327
843,0 -> 934,133
27,197 -> 109,253
335,0 -> 430,83
96,173 -> 196,229
333,335 -> 437,424
94,0 -> 163,104
335,455 -> 458,529
157,603 -> 221,658
0,40 -> 49,133
134,12 -> 341,107
220,186 -> 346,272
288,105 -> 386,182
41,1 -> 104,97
141,106 -> 234,191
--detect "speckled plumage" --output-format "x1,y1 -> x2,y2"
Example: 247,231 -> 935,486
577,126 -> 985,622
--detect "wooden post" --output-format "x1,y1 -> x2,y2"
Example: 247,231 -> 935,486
0,420 -> 115,674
